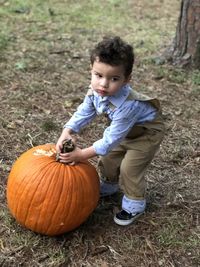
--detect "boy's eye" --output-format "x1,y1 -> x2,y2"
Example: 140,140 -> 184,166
95,73 -> 102,78
112,77 -> 120,82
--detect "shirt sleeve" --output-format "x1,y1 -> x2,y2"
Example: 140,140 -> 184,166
64,95 -> 97,132
93,100 -> 156,155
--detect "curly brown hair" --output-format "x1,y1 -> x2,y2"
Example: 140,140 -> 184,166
90,36 -> 134,77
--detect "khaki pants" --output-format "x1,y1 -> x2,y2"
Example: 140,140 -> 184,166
98,127 -> 165,200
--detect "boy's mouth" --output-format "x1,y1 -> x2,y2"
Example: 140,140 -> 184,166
97,89 -> 108,96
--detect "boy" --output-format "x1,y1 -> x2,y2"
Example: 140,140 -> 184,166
56,36 -> 165,226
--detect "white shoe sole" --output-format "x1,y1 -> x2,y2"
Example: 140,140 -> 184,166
114,212 -> 144,226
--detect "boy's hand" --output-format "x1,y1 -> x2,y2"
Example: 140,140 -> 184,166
56,128 -> 76,154
58,146 -> 97,165
58,147 -> 84,164
56,127 -> 97,164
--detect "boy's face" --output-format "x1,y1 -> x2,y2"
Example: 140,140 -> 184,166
91,59 -> 131,97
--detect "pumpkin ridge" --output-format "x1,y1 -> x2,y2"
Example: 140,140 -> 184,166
75,162 -> 99,217
33,161 -> 70,235
20,156 -> 59,228
14,161 -> 50,221
43,163 -> 69,235
59,164 -> 76,232
31,162 -> 61,234
7,156 -> 36,215
44,163 -> 74,234
70,165 -> 82,228
72,164 -> 88,224
73,164 -> 88,229
72,164 -> 88,228
50,163 -> 69,234
57,163 -> 82,231
22,161 -> 55,230
12,157 -> 52,216
64,162 -> 96,230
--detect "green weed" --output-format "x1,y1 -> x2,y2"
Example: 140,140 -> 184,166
168,69 -> 186,84
156,224 -> 185,247
155,219 -> 199,249
47,248 -> 69,266
0,206 -> 18,232
0,33 -> 8,51
15,61 -> 27,71
191,70 -> 200,85
41,119 -> 58,132
154,67 -> 168,80
187,70 -> 200,96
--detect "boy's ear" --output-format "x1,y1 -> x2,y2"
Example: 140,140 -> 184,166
125,74 -> 132,83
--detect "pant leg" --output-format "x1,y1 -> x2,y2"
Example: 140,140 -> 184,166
119,129 -> 164,200
98,145 -> 126,183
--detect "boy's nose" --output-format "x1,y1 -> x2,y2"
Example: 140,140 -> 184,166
100,78 -> 109,88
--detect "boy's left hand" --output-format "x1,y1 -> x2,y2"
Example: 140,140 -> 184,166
58,147 -> 84,164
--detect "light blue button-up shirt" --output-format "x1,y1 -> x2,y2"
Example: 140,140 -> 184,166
64,85 -> 157,155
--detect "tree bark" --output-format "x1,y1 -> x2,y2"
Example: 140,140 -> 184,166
171,0 -> 200,68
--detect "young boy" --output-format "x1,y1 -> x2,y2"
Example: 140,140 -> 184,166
56,36 -> 165,226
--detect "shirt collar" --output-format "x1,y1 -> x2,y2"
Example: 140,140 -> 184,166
109,85 -> 130,107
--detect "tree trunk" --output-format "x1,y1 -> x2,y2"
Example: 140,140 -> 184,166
171,0 -> 200,68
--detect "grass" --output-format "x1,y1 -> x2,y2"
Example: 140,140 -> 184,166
191,70 -> 200,85
0,32 -> 8,51
1,0 -> 200,266
41,119 -> 58,132
0,0 -> 179,55
156,220 -> 188,247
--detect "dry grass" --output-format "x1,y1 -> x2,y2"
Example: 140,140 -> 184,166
0,0 -> 200,266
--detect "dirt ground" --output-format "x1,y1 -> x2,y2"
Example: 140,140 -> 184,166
0,1 -> 200,266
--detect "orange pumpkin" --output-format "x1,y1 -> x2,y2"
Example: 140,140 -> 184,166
7,144 -> 100,236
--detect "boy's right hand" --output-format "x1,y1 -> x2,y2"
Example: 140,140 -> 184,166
56,128 -> 76,154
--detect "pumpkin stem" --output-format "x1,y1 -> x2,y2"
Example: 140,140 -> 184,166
56,139 -> 75,161
61,139 -> 75,153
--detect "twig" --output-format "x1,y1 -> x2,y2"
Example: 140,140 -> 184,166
91,245 -> 108,256
107,245 -> 122,259
49,50 -> 69,54
83,242 -> 89,260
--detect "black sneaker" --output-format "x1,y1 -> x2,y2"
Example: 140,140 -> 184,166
114,209 -> 144,226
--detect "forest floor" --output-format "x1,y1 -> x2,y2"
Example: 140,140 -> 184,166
0,0 -> 199,266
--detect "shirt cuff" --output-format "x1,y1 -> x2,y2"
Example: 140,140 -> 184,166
92,140 -> 110,156
63,124 -> 79,133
